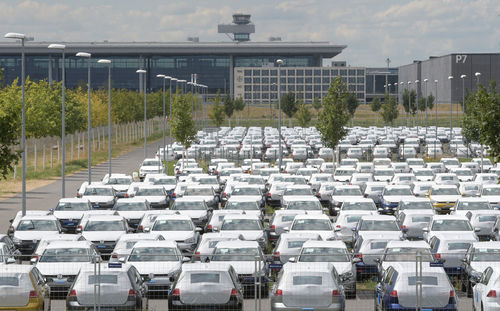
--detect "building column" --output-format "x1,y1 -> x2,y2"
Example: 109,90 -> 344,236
229,55 -> 234,99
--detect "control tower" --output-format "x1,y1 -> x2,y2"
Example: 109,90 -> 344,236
218,13 -> 255,42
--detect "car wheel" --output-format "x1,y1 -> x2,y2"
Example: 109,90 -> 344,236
467,281 -> 473,298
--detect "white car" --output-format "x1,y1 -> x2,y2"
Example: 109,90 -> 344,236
216,214 -> 267,250
472,266 -> 500,311
132,185 -> 169,209
112,198 -> 150,230
53,198 -> 92,233
78,215 -> 130,258
481,184 -> 500,210
13,215 -> 63,257
287,214 -> 335,241
145,214 -> 202,254
139,157 -> 165,180
110,233 -> 164,262
79,184 -> 116,210
423,215 -> 479,242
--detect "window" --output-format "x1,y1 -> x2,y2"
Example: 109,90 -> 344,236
244,70 -> 251,76
262,70 -> 269,76
262,77 -> 269,83
340,69 -> 347,76
191,273 -> 220,283
297,77 -> 304,83
288,77 -> 295,83
287,69 -> 295,75
305,77 -> 312,84
296,69 -> 304,75
357,77 -> 365,84
253,77 -> 260,83
293,275 -> 322,285
244,85 -> 251,91
348,77 -> 356,84
305,70 -> 312,76
357,69 -> 365,76
349,69 -> 356,76
252,69 -> 260,75
244,77 -> 251,84
314,77 -> 321,83
314,69 -> 321,75
322,77 -> 330,83
253,85 -> 260,91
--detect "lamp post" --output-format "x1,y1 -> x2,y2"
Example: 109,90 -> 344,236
434,80 -> 438,159
460,75 -> 466,115
475,72 -> 481,86
156,74 -> 167,163
5,33 -> 27,215
400,82 -> 404,127
475,72 -> 483,172
415,80 -> 419,131
407,81 -> 412,127
48,43 -> 67,197
136,69 -> 147,159
98,59 -> 112,177
276,59 -> 283,170
448,76 -> 454,141
423,79 -> 428,134
76,52 -> 92,184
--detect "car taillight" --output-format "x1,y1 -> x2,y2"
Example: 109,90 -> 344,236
77,225 -> 82,230
487,290 -> 497,298
267,192 -> 271,197
390,290 -> 398,298
125,193 -> 129,198
270,225 -> 276,231
138,225 -> 143,231
401,225 -> 406,230
230,288 -> 238,296
207,224 -> 213,230
355,253 -> 362,259
29,290 -> 38,298
195,251 -> 200,257
128,289 -> 136,296
222,192 -> 226,197
317,192 -> 321,197
332,290 -> 341,296
172,288 -> 180,296
435,253 -> 441,260
275,289 -> 283,296
449,290 -> 456,298
172,193 -> 176,198
111,253 -> 118,259
69,289 -> 77,297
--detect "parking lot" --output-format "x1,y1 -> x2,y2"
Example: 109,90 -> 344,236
0,125 -> 497,310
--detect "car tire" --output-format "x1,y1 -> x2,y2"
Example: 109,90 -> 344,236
467,281 -> 473,298
346,289 -> 356,299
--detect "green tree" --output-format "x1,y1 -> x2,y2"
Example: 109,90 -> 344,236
210,91 -> 225,128
346,92 -> 359,118
426,93 -> 435,111
317,77 -> 351,153
0,97 -> 20,178
381,94 -> 399,126
402,89 -> 417,115
223,93 -> 234,127
171,89 -> 196,163
233,96 -> 245,125
280,92 -> 298,127
370,97 -> 382,113
463,81 -> 500,159
295,102 -> 312,127
312,97 -> 322,113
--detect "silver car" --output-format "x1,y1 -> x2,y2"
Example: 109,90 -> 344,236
272,232 -> 322,265
271,262 -> 345,311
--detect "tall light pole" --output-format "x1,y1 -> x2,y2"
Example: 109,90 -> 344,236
475,72 -> 483,172
423,79 -> 428,134
448,75 -> 454,141
460,74 -> 467,115
76,52 -> 92,184
48,43 -> 66,197
5,33 -> 27,215
276,59 -> 283,170
434,80 -> 438,160
400,81 -> 404,127
156,74 -> 167,163
475,72 -> 481,86
407,81 -> 412,127
415,80 -> 419,131
98,59 -> 112,177
136,69 -> 147,158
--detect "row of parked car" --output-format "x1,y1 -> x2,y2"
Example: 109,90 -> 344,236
0,125 -> 499,311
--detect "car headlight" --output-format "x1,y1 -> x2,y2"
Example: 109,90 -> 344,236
341,271 -> 354,280
185,237 -> 196,244
12,237 -> 21,244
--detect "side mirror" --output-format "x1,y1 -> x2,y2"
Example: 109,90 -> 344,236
169,276 -> 176,283
182,257 -> 191,263
422,227 -> 429,232
30,258 -> 38,265
288,257 -> 296,263
374,258 -> 381,264
352,257 -> 361,264
212,227 -> 219,232
6,258 -> 16,264
351,227 -> 357,232
118,257 -> 126,263
461,258 -> 467,263
9,219 -> 13,224
402,228 -> 409,234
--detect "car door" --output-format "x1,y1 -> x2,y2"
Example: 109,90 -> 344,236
375,267 -> 394,310
31,267 -> 51,301
474,267 -> 493,309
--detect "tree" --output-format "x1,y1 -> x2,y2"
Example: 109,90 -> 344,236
463,81 -> 500,159
209,91 -> 225,128
171,89 -> 196,163
312,97 -> 322,113
233,96 -> 245,125
370,97 -> 382,113
317,77 -> 351,154
295,102 -> 312,127
402,89 -> 417,115
223,93 -> 234,127
346,92 -> 359,118
280,92 -> 298,127
380,95 -> 399,126
426,93 -> 435,111
0,97 -> 20,179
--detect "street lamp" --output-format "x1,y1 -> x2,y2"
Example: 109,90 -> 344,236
98,59 -> 112,177
276,59 -> 283,170
76,52 -> 92,184
474,72 -> 483,172
423,79 -> 428,133
460,74 -> 467,115
448,75 -> 454,140
156,74 -> 167,164
5,32 -> 27,216
475,72 -> 481,86
48,43 -> 67,197
400,82 -> 404,126
434,79 -> 438,159
407,81 -> 412,128
136,69 -> 147,159
415,80 -> 419,131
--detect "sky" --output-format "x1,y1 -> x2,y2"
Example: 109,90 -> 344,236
0,0 -> 499,67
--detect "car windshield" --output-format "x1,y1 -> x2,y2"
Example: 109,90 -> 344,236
153,220 -> 193,231
287,240 -> 307,249
225,201 -> 259,210
185,188 -> 213,196
401,201 -> 433,210
360,220 -> 399,231
299,247 -> 350,262
198,178 -> 218,185
39,248 -> 91,262
456,202 -> 490,210
56,202 -> 89,211
221,219 -> 261,230
335,170 -> 354,176
408,160 -> 423,166
333,188 -> 362,196
408,276 -> 438,286
374,170 -> 394,177
154,179 -> 176,185
432,188 -> 459,195
283,177 -> 306,184
212,247 -> 259,261
284,188 -> 313,196
411,216 -> 431,223
172,201 -> 206,210
431,219 -> 472,231
346,216 -> 363,223
143,161 -> 160,166
84,220 -> 125,231
84,188 -> 113,196
384,248 -> 433,262
286,201 -> 322,211
17,220 -> 58,231
232,188 -> 260,196
291,219 -> 332,231
414,170 -> 433,176
107,178 -> 132,185
342,202 -> 375,211
114,202 -> 147,211
478,216 -> 497,222
128,247 -> 179,262
447,242 -> 471,250
455,170 -> 472,176
472,249 -> 500,261
384,188 -> 412,196
482,187 -> 500,196
135,188 -> 165,196
442,160 -> 460,166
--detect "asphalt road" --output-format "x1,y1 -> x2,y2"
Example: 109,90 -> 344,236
0,140 -> 164,234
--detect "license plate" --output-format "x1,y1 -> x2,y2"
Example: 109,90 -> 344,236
422,309 -> 432,311
93,205 -> 99,209
55,280 -> 66,283
148,279 -> 157,283
97,245 -> 106,249
66,222 -> 75,226
269,263 -> 283,270
302,308 -> 314,311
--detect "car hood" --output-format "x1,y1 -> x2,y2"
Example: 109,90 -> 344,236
130,261 -> 182,275
53,211 -> 86,220
154,230 -> 195,241
135,196 -> 165,203
141,165 -> 162,170
81,231 -> 125,241
14,231 -> 59,241
383,195 -> 413,203
186,195 -> 214,202
36,262 -> 89,276
117,211 -> 146,219
332,196 -> 362,203
111,185 -> 130,192
483,196 -> 500,202
81,195 -> 114,203
431,195 -> 460,202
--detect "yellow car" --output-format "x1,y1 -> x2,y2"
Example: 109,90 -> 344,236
0,264 -> 50,311
427,185 -> 462,214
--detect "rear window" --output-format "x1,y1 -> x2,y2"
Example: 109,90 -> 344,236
293,275 -> 322,285
370,242 -> 388,249
190,273 -> 220,283
479,216 -> 497,222
282,216 -> 296,222
447,242 -> 471,250
0,277 -> 19,286
411,216 -> 431,223
88,275 -> 118,284
408,276 -> 438,286
287,241 -> 306,249
346,216 -> 362,223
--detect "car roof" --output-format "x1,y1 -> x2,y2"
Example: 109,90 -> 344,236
471,241 -> 500,249
117,233 -> 162,241
223,214 -> 260,220
137,185 -> 165,189
86,215 -> 125,221
301,240 -> 347,248
215,240 -> 259,249
175,197 -> 206,202
181,262 -> 233,272
58,198 -> 90,203
116,198 -> 147,203
0,264 -> 35,273
431,215 -> 469,221
155,214 -> 192,221
293,214 -> 329,220
226,196 -> 261,203
385,240 -> 429,248
360,215 -> 396,221
20,215 -> 58,221
44,240 -> 92,249
132,240 -> 178,248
